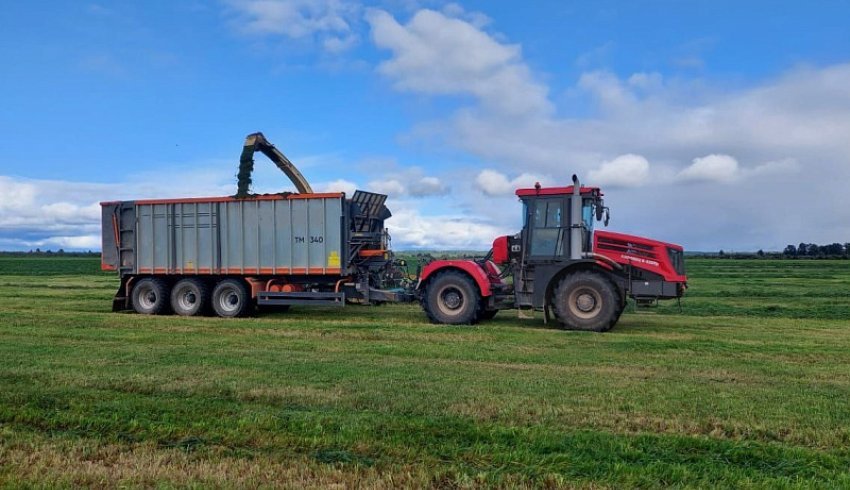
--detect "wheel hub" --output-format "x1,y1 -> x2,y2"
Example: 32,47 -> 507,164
442,289 -> 462,310
576,293 -> 596,312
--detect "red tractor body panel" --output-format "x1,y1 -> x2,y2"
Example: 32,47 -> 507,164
492,236 -> 510,265
418,260 -> 504,297
593,230 -> 687,283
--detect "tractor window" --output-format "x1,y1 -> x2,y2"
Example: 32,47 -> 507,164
582,201 -> 594,232
530,199 -> 565,257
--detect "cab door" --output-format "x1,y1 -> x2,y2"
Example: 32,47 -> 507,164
527,197 -> 567,260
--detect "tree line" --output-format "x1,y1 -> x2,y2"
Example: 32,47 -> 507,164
0,249 -> 99,257
707,242 -> 850,259
781,243 -> 850,258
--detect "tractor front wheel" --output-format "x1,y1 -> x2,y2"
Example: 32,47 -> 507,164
422,271 -> 480,325
552,271 -> 619,332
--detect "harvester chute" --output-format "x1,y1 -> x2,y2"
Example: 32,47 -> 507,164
236,132 -> 313,197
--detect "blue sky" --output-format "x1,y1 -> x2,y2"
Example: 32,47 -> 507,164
1,1 -> 849,251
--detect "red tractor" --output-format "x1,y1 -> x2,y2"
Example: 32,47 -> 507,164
417,175 -> 687,332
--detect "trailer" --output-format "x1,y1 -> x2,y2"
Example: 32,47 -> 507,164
101,132 -> 687,331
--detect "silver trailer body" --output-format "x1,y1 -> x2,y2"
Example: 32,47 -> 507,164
101,194 -> 347,276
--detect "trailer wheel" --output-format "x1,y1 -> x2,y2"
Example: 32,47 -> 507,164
422,271 -> 480,325
170,278 -> 209,316
552,271 -> 618,332
212,279 -> 252,318
131,277 -> 170,315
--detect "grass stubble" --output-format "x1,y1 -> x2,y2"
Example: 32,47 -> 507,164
0,257 -> 849,488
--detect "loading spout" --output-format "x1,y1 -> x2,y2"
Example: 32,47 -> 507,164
236,132 -> 313,197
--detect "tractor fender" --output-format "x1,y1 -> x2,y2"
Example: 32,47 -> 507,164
533,260 -> 625,309
417,260 -> 493,297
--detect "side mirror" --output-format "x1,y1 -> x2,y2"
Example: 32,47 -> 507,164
595,200 -> 605,221
604,207 -> 610,227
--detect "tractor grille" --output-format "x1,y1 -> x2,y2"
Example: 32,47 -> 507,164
667,247 -> 686,275
596,235 -> 658,259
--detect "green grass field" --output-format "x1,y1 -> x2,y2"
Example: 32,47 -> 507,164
1,257 -> 849,488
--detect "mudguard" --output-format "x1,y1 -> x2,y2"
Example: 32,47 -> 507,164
417,260 -> 497,297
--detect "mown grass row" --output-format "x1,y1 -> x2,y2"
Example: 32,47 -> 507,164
1,258 -> 850,487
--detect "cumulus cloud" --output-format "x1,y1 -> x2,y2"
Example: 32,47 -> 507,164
589,154 -> 651,187
676,154 -> 801,183
314,178 -> 358,195
366,8 -> 550,117
474,169 -> 547,196
407,176 -> 447,197
366,169 -> 447,198
368,179 -> 406,196
677,154 -> 739,183
387,207 -> 507,249
226,0 -> 359,52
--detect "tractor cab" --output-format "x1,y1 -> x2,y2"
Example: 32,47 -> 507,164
515,182 -> 606,263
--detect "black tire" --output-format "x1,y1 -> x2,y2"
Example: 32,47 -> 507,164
131,277 -> 170,315
552,271 -> 619,332
211,279 -> 252,318
614,298 -> 627,322
422,271 -> 481,325
170,278 -> 209,316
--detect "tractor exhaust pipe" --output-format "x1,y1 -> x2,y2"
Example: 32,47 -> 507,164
570,174 -> 583,260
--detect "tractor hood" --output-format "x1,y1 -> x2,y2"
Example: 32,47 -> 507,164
593,230 -> 687,283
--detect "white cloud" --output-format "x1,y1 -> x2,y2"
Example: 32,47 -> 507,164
440,2 -> 491,28
589,154 -> 651,187
323,33 -> 358,53
677,154 -> 739,183
366,8 -> 550,117
226,0 -> 359,52
408,175 -> 447,197
368,178 -> 406,196
676,154 -> 801,184
474,169 -> 546,196
314,178 -> 358,195
366,170 -> 447,198
387,207 -> 507,249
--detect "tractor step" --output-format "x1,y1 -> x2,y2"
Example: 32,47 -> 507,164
258,291 -> 345,307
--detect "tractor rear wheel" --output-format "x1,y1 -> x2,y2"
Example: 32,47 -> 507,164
131,277 -> 170,315
212,279 -> 252,318
170,278 -> 209,316
552,271 -> 618,332
422,271 -> 480,325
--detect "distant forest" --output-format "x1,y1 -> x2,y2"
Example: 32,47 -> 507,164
0,250 -> 99,257
702,242 -> 850,259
